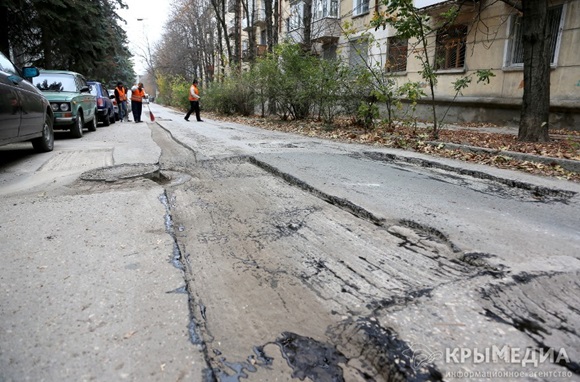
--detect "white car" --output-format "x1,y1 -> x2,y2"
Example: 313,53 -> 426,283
108,89 -> 119,120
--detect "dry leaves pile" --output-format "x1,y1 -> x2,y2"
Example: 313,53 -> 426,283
207,113 -> 580,182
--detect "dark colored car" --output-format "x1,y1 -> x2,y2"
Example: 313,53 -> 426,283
0,51 -> 54,152
32,70 -> 97,138
88,81 -> 115,126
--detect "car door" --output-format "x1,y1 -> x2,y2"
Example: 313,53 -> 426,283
17,73 -> 45,137
99,83 -> 112,112
0,53 -> 22,141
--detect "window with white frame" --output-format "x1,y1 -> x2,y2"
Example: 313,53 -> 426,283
313,0 -> 339,20
353,0 -> 369,16
288,2 -> 304,31
349,39 -> 368,67
505,4 -> 564,67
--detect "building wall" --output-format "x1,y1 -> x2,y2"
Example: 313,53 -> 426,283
280,0 -> 580,128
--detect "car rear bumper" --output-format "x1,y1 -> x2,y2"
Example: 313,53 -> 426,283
96,109 -> 108,120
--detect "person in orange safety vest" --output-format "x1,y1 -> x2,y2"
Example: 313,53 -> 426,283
114,82 -> 130,122
130,83 -> 146,123
184,78 -> 203,122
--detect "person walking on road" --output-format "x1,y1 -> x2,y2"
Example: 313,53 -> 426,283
184,79 -> 203,122
131,82 -> 146,123
114,82 -> 130,122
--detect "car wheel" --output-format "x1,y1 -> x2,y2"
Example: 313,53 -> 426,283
109,109 -> 115,124
103,111 -> 111,126
86,110 -> 97,131
70,114 -> 84,138
31,113 -> 55,152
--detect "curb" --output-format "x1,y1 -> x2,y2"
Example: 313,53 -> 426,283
428,141 -> 580,173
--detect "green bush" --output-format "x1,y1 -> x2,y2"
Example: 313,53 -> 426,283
204,74 -> 256,116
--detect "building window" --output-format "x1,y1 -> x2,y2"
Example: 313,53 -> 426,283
353,0 -> 369,16
506,5 -> 564,67
386,36 -> 408,72
313,0 -> 338,20
435,24 -> 467,70
349,39 -> 368,67
288,2 -> 304,31
260,30 -> 267,45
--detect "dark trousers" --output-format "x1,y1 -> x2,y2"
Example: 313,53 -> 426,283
185,101 -> 201,121
132,101 -> 142,122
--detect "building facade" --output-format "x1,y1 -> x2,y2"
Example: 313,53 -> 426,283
236,0 -> 580,128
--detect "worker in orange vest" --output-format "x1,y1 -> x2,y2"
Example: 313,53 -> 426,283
131,83 -> 146,123
184,79 -> 203,122
114,82 -> 130,122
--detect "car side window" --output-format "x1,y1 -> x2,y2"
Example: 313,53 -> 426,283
0,53 -> 19,76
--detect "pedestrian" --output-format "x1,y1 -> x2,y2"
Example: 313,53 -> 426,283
184,79 -> 203,122
114,81 -> 130,122
131,82 -> 146,123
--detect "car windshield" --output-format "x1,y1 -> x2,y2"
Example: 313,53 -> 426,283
33,73 -> 77,92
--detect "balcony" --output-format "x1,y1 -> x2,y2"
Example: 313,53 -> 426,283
228,0 -> 236,13
242,18 -> 251,31
286,27 -> 304,44
242,45 -> 269,61
311,17 -> 341,43
257,44 -> 267,56
242,8 -> 267,31
228,19 -> 237,37
253,8 -> 266,27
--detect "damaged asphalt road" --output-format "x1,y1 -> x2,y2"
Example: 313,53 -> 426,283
150,119 -> 580,380
1,103 -> 579,381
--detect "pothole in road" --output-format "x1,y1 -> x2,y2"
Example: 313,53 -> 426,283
80,163 -> 162,182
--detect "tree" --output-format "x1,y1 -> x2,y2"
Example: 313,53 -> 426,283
511,0 -> 551,142
466,0 -> 553,142
372,0 -> 555,142
1,0 -> 133,83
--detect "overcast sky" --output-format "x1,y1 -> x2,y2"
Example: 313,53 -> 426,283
118,0 -> 170,74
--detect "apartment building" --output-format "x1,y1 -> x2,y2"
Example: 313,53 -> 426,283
236,0 -> 580,128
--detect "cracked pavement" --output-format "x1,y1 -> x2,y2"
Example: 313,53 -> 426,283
1,103 -> 579,381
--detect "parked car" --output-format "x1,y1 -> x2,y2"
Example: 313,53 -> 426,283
0,51 -> 54,152
32,70 -> 97,138
108,89 -> 119,121
88,81 -> 115,126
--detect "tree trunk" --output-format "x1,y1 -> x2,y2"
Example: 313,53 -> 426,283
264,0 -> 273,52
0,5 -> 9,57
211,0 -> 232,67
234,0 -> 242,70
518,0 -> 551,142
302,0 -> 313,52
273,0 -> 279,46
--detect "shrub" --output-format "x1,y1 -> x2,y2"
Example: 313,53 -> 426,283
204,73 -> 256,116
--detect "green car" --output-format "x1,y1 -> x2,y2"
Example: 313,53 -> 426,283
32,70 -> 97,138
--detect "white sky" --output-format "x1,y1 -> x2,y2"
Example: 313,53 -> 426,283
118,0 -> 171,74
